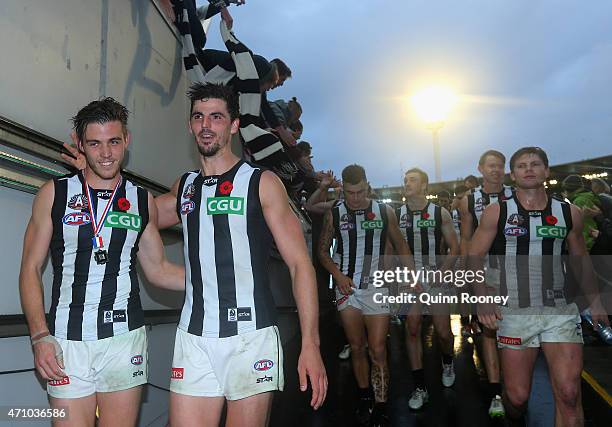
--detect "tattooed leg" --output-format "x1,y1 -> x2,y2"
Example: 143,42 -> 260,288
371,362 -> 390,403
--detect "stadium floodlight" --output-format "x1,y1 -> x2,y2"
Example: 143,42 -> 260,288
411,86 -> 458,183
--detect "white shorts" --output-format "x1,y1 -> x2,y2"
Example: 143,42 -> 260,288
497,304 -> 583,349
336,287 -> 390,316
47,326 -> 147,399
170,326 -> 284,400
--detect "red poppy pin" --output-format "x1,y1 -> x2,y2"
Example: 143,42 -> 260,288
366,212 -> 376,220
422,212 -> 430,219
117,197 -> 130,211
545,215 -> 557,225
219,180 -> 234,195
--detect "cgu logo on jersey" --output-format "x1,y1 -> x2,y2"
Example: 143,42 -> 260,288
536,226 -> 567,239
104,212 -> 141,232
504,226 -> 528,237
416,219 -> 436,228
62,212 -> 92,226
253,359 -> 274,372
67,194 -> 89,210
361,220 -> 384,230
207,197 -> 244,215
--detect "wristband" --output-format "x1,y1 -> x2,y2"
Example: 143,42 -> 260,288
31,334 -> 63,359
30,330 -> 50,342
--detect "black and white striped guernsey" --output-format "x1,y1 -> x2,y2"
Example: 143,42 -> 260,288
494,195 -> 573,308
48,174 -> 148,341
177,161 -> 276,338
396,203 -> 444,269
467,185 -> 514,228
451,208 -> 461,236
175,0 -> 299,184
331,200 -> 389,289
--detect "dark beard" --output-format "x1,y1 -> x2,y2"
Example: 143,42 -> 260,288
197,142 -> 221,157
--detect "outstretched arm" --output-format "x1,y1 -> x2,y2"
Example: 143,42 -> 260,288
305,172 -> 338,215
260,171 -> 327,409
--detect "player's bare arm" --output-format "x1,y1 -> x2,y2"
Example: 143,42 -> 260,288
317,209 -> 354,295
304,171 -> 337,214
458,195 -> 474,256
260,170 -> 328,410
155,177 -> 181,229
468,203 -> 502,330
137,193 -> 185,290
18,180 -> 65,381
439,207 -> 460,271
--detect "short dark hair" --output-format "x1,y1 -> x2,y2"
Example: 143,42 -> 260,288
437,190 -> 451,199
464,175 -> 479,186
271,58 -> 292,78
479,149 -> 506,166
71,97 -> 129,143
405,167 -> 429,186
296,141 -> 312,155
187,83 -> 239,120
509,147 -> 549,171
454,184 -> 468,196
342,164 -> 367,185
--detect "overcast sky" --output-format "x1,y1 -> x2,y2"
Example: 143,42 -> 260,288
197,0 -> 612,187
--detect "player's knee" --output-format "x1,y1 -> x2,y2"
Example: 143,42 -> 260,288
436,327 -> 453,342
556,382 -> 580,409
504,385 -> 530,410
350,343 -> 367,357
405,324 -> 421,339
368,344 -> 387,365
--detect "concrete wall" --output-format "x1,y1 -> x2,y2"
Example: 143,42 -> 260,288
0,0 -> 199,188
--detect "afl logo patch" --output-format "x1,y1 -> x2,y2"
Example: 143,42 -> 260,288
340,222 -> 354,231
254,359 -> 274,372
62,212 -> 92,226
181,201 -> 195,215
131,355 -> 143,365
504,227 -> 528,237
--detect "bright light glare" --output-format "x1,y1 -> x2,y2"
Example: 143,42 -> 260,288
410,86 -> 458,123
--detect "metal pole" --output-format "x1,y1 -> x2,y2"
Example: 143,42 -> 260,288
432,128 -> 441,183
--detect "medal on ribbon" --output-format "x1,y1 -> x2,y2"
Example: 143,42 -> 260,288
83,175 -> 122,265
